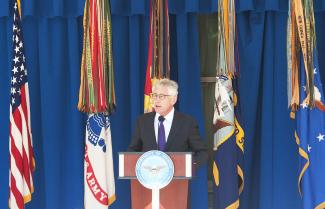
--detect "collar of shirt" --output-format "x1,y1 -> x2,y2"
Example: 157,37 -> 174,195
154,108 -> 175,142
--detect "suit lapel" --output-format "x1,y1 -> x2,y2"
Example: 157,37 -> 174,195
147,112 -> 157,149
165,111 -> 180,151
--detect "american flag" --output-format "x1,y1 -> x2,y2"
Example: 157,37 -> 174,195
9,1 -> 35,209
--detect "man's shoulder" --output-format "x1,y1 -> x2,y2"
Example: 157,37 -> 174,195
174,111 -> 196,123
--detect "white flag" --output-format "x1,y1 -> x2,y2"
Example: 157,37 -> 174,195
84,113 -> 116,209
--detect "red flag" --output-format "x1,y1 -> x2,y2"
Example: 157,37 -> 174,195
144,0 -> 170,113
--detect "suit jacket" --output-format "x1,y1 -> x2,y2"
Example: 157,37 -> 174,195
128,111 -> 208,166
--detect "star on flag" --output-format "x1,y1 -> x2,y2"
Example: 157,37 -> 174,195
317,133 -> 325,142
307,144 -> 312,153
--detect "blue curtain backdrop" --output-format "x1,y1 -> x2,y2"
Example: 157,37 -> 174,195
1,0 -> 325,209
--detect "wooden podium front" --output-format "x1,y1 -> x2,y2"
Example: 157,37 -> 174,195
119,152 -> 192,209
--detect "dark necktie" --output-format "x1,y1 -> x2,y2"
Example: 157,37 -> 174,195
158,116 -> 166,151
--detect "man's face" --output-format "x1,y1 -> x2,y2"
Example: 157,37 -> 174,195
151,86 -> 177,116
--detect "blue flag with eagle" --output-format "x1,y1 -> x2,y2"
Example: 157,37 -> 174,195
295,52 -> 325,209
287,0 -> 325,208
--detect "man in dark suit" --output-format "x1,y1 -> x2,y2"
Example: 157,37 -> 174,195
128,79 -> 207,167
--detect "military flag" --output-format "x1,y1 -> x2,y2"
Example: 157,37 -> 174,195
213,76 -> 244,209
294,52 -> 325,209
9,1 -> 35,208
144,0 -> 170,113
84,113 -> 116,209
288,0 -> 325,208
213,0 -> 244,208
79,0 -> 116,208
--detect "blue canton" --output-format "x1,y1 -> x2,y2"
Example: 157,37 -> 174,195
10,2 -> 27,113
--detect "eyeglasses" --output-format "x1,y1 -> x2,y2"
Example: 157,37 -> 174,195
150,93 -> 173,100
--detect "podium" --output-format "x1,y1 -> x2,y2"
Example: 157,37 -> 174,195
119,152 -> 192,209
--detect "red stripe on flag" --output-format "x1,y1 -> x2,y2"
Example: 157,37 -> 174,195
28,134 -> 35,171
10,133 -> 24,177
22,146 -> 32,192
10,174 -> 24,209
13,108 -> 22,134
20,86 -> 29,130
28,137 -> 35,172
20,86 -> 35,172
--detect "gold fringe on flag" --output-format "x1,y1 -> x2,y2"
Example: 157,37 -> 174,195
216,0 -> 238,76
287,0 -> 316,117
144,0 -> 170,113
78,0 -> 116,114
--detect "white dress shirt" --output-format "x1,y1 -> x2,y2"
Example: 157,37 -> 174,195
154,108 -> 175,143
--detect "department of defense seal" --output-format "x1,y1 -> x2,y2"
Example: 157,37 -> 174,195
135,150 -> 174,190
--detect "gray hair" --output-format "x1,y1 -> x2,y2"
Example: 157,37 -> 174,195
153,79 -> 178,96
